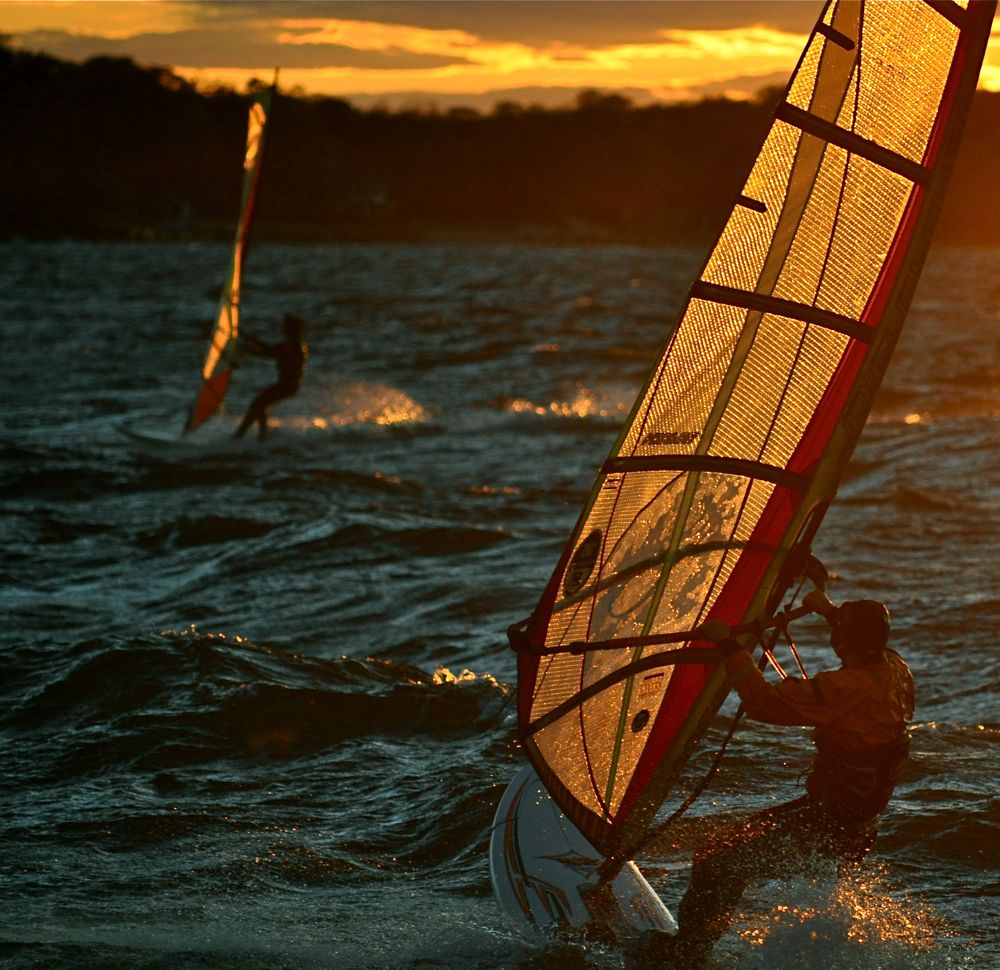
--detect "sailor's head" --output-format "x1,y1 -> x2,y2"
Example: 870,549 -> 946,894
283,313 -> 305,337
829,599 -> 890,663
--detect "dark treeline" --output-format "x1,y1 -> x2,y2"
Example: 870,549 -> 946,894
2,43 -> 998,245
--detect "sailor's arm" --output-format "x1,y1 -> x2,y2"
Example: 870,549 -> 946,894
717,639 -> 808,725
699,617 -> 837,726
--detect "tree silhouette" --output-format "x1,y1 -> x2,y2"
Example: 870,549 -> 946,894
1,41 -> 996,244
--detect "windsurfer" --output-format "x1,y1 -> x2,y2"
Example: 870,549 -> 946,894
638,591 -> 915,968
235,314 -> 308,440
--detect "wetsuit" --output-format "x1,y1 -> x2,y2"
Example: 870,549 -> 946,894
235,335 -> 307,439
665,645 -> 915,966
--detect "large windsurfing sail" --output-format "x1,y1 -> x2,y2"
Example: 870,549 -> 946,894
512,0 -> 995,864
186,82 -> 274,433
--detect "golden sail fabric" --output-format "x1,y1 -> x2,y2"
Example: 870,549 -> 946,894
186,87 -> 273,433
516,0 -> 995,861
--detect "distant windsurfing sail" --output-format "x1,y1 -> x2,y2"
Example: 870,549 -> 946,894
514,0 -> 995,862
186,84 -> 274,433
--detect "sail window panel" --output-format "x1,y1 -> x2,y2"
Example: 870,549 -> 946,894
649,476 -> 776,637
622,302 -> 746,458
648,473 -> 755,632
532,470 -> 699,821
546,471 -> 687,646
545,474 -> 639,647
701,122 -> 802,295
600,478 -> 776,817
685,477 -> 776,628
549,481 -> 628,611
590,472 -> 689,639
710,313 -> 848,469
651,539 -> 733,634
853,3 -> 957,164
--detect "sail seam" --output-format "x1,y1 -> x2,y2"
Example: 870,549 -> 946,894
776,103 -> 930,185
602,456 -> 809,491
690,280 -> 872,342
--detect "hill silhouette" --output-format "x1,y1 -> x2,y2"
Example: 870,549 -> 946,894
2,43 -> 998,245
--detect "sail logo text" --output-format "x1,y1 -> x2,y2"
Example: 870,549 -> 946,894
643,431 -> 698,446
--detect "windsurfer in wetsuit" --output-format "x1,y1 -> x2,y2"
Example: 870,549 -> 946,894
638,588 -> 915,969
235,314 -> 308,440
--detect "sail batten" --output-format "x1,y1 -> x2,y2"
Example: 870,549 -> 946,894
775,103 -> 931,184
816,22 -> 857,50
690,281 -> 873,341
602,456 -> 809,490
516,0 -> 995,861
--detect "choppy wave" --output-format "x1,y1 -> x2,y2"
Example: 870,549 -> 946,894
1,241 -> 997,968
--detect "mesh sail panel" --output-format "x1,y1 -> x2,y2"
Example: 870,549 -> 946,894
520,0 -> 994,856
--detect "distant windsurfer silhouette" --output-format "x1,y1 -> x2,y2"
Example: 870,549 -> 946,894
235,314 -> 308,440
638,574 -> 915,969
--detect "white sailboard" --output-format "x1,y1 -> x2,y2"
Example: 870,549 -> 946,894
490,764 -> 676,939
491,0 -> 995,942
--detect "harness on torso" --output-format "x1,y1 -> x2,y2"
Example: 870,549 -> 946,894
807,731 -> 911,821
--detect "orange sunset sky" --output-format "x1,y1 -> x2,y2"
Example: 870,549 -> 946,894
3,1 -> 999,110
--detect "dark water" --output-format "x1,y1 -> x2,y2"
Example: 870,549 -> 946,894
1,241 -> 997,969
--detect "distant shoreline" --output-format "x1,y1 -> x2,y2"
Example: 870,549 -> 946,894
4,43 -> 998,246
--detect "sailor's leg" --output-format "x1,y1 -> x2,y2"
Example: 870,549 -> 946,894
671,799 -> 815,964
253,382 -> 296,440
235,401 -> 262,439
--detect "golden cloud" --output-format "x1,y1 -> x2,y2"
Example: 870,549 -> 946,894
1,0 -> 193,38
265,16 -> 808,89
